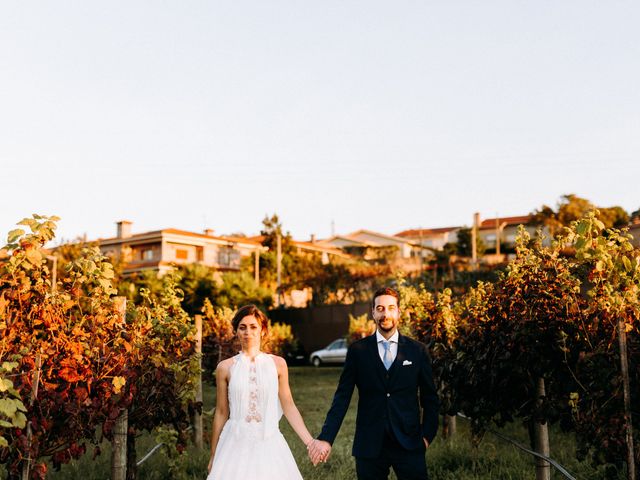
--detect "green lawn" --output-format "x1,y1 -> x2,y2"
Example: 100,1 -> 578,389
5,366 -> 620,479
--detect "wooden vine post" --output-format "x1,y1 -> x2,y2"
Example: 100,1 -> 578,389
193,314 -> 204,449
20,354 -> 42,480
617,316 -> 636,480
111,297 -> 128,480
534,377 -> 550,480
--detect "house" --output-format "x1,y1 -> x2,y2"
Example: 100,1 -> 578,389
291,238 -> 351,265
318,229 -> 423,269
477,215 -> 543,252
246,235 -> 349,265
395,226 -> 460,254
97,221 -> 264,276
629,222 -> 640,248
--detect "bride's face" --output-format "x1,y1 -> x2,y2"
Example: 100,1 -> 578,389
236,315 -> 263,347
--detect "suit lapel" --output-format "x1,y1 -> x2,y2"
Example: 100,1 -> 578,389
367,334 -> 388,384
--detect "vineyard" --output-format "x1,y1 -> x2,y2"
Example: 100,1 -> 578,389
1,213 -> 639,479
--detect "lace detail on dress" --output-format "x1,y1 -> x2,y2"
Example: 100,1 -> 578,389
245,362 -> 262,423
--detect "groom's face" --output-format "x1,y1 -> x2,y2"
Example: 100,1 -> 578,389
372,294 -> 400,335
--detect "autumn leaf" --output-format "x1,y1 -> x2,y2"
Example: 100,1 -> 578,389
6,228 -> 25,244
112,376 -> 126,394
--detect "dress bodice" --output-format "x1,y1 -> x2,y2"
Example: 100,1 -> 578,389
226,352 -> 282,439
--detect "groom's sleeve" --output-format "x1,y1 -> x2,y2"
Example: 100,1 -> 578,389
418,343 -> 440,445
317,344 -> 357,445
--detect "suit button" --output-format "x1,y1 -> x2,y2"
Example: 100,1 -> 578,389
386,393 -> 390,397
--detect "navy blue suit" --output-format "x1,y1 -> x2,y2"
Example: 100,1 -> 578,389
318,333 -> 439,467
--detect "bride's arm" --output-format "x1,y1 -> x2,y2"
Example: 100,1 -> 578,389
275,355 -> 314,447
208,360 -> 231,473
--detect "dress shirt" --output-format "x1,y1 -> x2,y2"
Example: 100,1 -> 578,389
375,329 -> 399,366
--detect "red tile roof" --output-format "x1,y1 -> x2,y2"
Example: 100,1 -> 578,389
395,227 -> 459,237
479,215 -> 533,228
98,228 -> 262,246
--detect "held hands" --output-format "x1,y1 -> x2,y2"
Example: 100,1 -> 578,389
307,439 -> 331,466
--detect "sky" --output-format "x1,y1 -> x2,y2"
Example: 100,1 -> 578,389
1,1 -> 639,246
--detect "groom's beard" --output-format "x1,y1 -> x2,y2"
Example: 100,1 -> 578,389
377,316 -> 397,332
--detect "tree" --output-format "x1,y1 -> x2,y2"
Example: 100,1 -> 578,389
256,214 -> 392,304
598,206 -> 630,229
531,194 -> 629,236
259,214 -> 293,254
120,265 -> 273,316
455,227 -> 486,257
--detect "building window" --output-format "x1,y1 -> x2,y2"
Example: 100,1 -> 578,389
142,249 -> 154,261
175,248 -> 188,260
218,247 -> 240,269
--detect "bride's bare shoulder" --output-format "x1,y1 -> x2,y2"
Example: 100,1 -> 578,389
216,356 -> 235,374
268,354 -> 288,371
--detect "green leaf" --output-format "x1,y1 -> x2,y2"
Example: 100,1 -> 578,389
0,398 -> 18,416
0,436 -> 8,448
576,222 -> 588,236
0,378 -> 14,393
6,229 -> 25,244
1,362 -> 19,372
622,256 -> 632,272
12,411 -> 27,429
17,218 -> 35,226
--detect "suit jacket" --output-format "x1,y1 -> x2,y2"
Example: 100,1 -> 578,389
318,333 -> 439,458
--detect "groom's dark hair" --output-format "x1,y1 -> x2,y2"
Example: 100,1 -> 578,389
371,287 -> 400,309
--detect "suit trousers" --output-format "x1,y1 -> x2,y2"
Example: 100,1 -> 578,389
355,432 -> 428,480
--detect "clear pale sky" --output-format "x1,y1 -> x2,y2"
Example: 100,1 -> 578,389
1,2 -> 639,245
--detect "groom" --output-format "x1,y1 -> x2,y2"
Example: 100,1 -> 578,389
309,287 -> 439,479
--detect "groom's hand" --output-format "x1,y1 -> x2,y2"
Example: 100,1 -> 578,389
308,439 -> 332,465
423,438 -> 429,448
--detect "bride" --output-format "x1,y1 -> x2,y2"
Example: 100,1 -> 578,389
207,305 -> 316,479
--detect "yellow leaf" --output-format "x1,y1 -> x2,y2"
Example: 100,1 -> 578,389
112,376 -> 126,394
25,249 -> 42,265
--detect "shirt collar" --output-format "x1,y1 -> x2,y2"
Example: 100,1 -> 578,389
376,329 -> 399,344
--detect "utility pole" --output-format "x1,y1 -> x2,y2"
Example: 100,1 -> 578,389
276,233 -> 282,307
495,217 -> 501,256
418,227 -> 423,273
471,212 -> 479,270
254,249 -> 260,284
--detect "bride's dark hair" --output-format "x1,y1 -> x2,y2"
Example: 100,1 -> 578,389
231,304 -> 269,334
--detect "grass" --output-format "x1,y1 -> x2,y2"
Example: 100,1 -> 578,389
3,366 -> 622,479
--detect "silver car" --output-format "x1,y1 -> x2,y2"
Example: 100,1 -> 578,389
309,338 -> 348,367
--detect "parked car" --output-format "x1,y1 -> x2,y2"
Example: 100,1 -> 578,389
309,338 -> 348,367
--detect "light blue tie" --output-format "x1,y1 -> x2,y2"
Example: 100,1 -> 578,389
382,340 -> 392,370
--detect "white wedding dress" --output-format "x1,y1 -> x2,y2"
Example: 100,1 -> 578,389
207,352 -> 303,480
